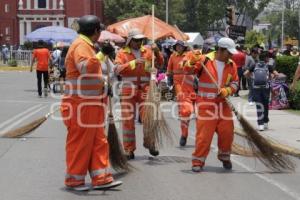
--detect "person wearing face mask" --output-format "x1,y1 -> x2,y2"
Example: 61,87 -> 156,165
114,28 -> 163,160
184,37 -> 239,172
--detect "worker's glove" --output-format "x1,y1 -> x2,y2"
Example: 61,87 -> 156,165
167,75 -> 174,87
219,87 -> 231,98
101,42 -> 115,56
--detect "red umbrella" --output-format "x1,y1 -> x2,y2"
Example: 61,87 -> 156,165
98,30 -> 125,43
107,15 -> 189,41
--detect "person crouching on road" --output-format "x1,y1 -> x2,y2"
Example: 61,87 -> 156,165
60,15 -> 122,191
183,37 -> 239,172
114,28 -> 164,160
30,40 -> 52,97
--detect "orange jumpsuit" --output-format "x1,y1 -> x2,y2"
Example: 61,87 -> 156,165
167,51 -> 195,138
179,50 -> 202,138
115,46 -> 163,153
184,52 -> 239,167
60,35 -> 113,187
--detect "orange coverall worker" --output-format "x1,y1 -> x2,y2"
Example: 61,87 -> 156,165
115,45 -> 163,154
184,52 -> 239,167
179,50 -> 202,139
167,51 -> 191,138
61,35 -> 113,188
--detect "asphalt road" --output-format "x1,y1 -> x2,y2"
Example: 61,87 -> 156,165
0,71 -> 300,200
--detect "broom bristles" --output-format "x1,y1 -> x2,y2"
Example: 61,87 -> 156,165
107,114 -> 130,172
232,143 -> 257,157
1,116 -> 47,138
232,105 -> 295,172
235,128 -> 300,159
142,80 -> 173,150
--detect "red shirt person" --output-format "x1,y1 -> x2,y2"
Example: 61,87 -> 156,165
30,40 -> 51,97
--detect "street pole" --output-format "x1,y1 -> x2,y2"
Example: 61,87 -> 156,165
166,0 -> 169,24
298,0 -> 300,48
281,0 -> 285,50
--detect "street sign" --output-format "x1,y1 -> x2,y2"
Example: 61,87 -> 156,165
229,25 -> 246,40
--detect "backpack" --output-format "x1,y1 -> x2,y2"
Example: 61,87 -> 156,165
253,62 -> 269,88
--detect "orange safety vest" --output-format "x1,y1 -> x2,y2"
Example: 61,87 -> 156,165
184,52 -> 239,103
167,51 -> 187,85
115,46 -> 163,90
64,35 -> 104,97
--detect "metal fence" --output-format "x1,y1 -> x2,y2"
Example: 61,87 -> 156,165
0,50 -> 32,66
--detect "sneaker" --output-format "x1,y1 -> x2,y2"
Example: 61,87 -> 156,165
179,136 -> 187,147
264,123 -> 269,130
191,165 -> 202,173
233,93 -> 240,97
249,102 -> 254,106
222,160 -> 232,170
258,125 -> 264,131
149,148 -> 159,156
66,184 -> 90,191
38,94 -> 42,98
93,180 -> 123,190
125,151 -> 135,160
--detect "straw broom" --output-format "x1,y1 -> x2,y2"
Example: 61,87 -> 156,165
1,108 -> 59,138
199,61 -> 295,172
235,128 -> 300,159
143,5 -> 172,150
105,57 -> 129,171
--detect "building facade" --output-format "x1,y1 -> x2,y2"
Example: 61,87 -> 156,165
0,0 -> 104,45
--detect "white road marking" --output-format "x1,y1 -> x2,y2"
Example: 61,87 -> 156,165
0,104 -> 43,129
189,135 -> 300,200
0,105 -> 48,135
0,99 -> 57,104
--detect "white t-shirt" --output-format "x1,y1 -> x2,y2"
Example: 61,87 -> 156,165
215,60 -> 225,86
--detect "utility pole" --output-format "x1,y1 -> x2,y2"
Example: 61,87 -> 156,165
298,0 -> 300,48
281,0 -> 285,49
166,0 -> 169,24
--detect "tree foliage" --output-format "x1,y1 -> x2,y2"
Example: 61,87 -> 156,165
245,30 -> 266,48
104,0 -> 273,35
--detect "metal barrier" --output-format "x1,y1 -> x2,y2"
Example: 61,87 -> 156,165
0,50 -> 32,66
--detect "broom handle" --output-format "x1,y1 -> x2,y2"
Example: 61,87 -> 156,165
105,56 -> 113,114
151,5 -> 156,81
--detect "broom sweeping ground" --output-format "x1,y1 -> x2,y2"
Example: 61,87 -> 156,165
1,108 -> 59,138
105,57 -> 129,172
143,79 -> 173,149
235,128 -> 300,159
142,5 -> 173,150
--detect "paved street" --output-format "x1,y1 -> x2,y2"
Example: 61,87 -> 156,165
1,71 -> 300,200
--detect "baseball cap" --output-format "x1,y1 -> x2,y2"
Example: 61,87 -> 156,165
217,37 -> 238,54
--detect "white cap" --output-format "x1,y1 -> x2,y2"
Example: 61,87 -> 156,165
126,28 -> 146,46
217,37 -> 238,54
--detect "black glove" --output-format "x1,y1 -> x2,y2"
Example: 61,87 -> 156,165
101,42 -> 115,57
167,75 -> 174,87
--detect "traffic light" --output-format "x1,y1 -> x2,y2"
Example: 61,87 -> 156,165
226,6 -> 235,25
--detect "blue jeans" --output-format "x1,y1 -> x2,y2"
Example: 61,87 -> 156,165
247,78 -> 254,102
253,88 -> 270,125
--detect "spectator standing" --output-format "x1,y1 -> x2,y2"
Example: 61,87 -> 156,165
244,51 -> 279,131
231,45 -> 246,96
30,40 -> 51,97
244,48 -> 259,105
2,45 -> 9,64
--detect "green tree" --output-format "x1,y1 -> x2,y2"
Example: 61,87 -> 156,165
245,30 -> 266,48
